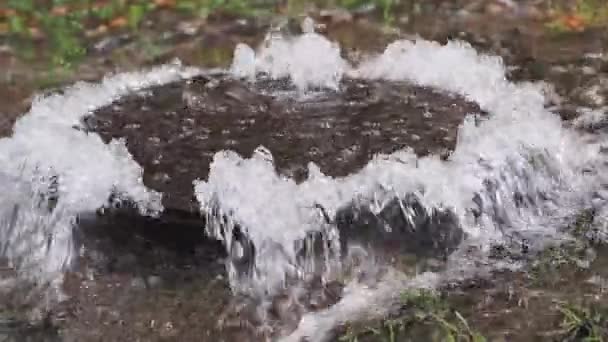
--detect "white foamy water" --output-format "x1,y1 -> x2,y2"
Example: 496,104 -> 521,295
2,18 -> 605,341
282,270 -> 439,342
197,26 -> 606,339
0,63 -> 200,294
231,28 -> 347,90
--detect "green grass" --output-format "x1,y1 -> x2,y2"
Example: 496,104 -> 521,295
569,0 -> 608,25
338,289 -> 486,342
337,206 -> 608,342
525,208 -> 605,287
0,0 -> 266,69
285,0 -> 395,23
556,301 -> 608,342
1,0 -> 401,70
546,0 -> 608,32
332,0 -> 394,23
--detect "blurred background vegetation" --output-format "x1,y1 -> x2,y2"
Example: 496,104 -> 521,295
0,0 -> 396,69
0,0 -> 607,115
1,0 -> 607,70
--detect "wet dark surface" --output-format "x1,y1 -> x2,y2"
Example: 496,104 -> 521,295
46,212 -> 232,342
90,75 -> 484,214
336,196 -> 464,261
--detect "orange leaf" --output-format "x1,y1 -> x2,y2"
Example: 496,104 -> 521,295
0,9 -> 17,17
91,1 -> 111,11
85,24 -> 108,37
109,16 -> 127,29
562,14 -> 586,31
154,0 -> 176,8
28,27 -> 43,39
51,5 -> 69,16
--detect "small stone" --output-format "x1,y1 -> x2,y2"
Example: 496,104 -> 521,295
398,15 -> 410,25
586,275 -> 607,288
160,321 -> 176,337
521,5 -> 545,20
585,248 -> 597,262
147,275 -> 162,288
27,308 -> 43,323
485,2 -> 506,16
580,86 -> 605,107
148,136 -> 161,144
0,45 -> 13,54
551,65 -> 568,74
94,36 -> 122,53
115,253 -> 137,270
85,25 -> 108,38
575,258 -> 590,269
177,21 -> 200,36
151,172 -> 171,184
28,27 -> 44,40
582,66 -> 596,75
131,277 -> 146,290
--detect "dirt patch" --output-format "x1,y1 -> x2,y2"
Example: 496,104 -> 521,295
90,75 -> 483,213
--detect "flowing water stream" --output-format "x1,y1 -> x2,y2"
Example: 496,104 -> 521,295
1,19 -> 607,341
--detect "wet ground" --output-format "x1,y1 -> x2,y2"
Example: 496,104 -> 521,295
90,75 -> 483,213
2,0 -> 608,341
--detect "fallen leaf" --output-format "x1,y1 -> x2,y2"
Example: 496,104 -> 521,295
91,1 -> 112,12
154,0 -> 176,8
485,2 -> 507,16
320,8 -> 353,24
85,24 -> 108,38
109,16 -> 128,29
28,27 -> 43,39
51,6 -> 69,16
562,14 -> 586,31
0,9 -> 17,17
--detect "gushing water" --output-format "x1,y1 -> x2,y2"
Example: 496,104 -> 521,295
1,18 -> 606,341
197,22 -> 606,339
0,63 -> 200,298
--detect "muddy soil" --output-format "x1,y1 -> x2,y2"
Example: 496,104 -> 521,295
58,213 -> 232,342
334,241 -> 608,341
90,75 -> 483,213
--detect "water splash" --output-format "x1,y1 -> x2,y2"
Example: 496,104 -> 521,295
281,270 -> 438,342
0,64 -> 200,296
230,19 -> 347,91
2,18 -> 604,339
196,28 -> 606,339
